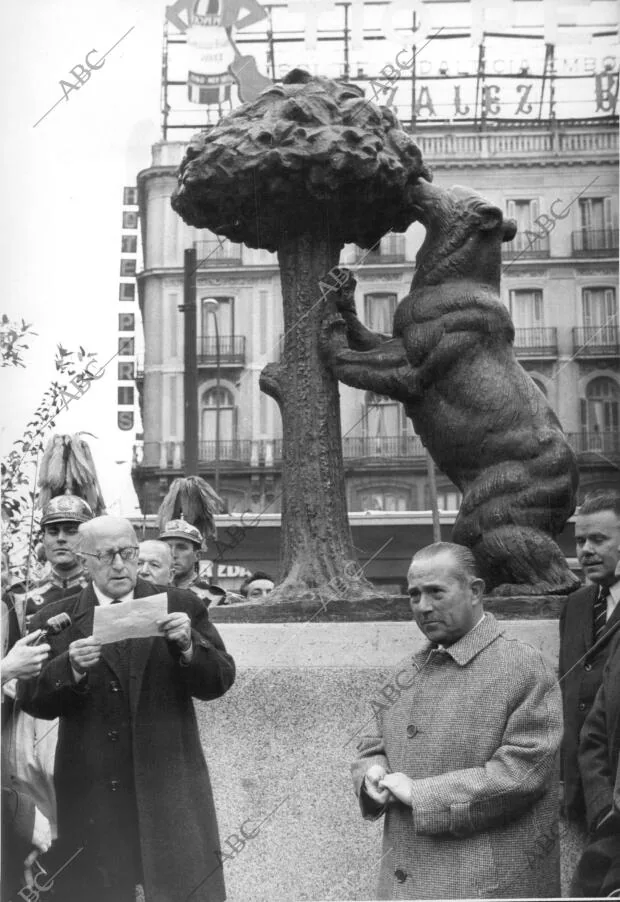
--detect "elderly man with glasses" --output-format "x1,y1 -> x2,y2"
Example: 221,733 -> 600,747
19,516 -> 235,902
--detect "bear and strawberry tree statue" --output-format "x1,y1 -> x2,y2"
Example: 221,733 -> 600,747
172,68 -> 578,602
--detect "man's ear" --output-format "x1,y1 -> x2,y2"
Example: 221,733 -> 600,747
470,577 -> 485,601
477,204 -> 504,232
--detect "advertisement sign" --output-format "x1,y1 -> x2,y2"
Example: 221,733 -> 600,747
184,0 -> 271,105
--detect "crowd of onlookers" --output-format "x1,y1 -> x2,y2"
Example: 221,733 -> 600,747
1,487 -> 619,900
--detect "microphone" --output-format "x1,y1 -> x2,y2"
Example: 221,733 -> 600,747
34,612 -> 72,643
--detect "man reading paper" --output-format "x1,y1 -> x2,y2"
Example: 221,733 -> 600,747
19,516 -> 236,902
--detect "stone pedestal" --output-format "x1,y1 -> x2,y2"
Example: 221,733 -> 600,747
195,598 -> 565,901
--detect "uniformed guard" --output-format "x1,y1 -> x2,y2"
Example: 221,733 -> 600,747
159,518 -> 226,606
14,495 -> 94,629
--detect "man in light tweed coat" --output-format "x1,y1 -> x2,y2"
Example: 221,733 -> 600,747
352,542 -> 563,899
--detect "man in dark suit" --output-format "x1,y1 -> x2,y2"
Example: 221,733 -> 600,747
559,489 -> 620,828
573,630 -> 620,896
19,516 -> 236,902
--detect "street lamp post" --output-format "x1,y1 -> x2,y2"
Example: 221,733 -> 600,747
201,298 -> 221,497
181,248 -> 199,476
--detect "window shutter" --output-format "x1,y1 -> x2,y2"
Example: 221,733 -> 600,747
604,288 -> 616,319
582,289 -> 592,326
534,290 -> 544,326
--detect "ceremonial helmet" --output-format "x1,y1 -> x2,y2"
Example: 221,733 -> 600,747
159,518 -> 203,548
40,494 -> 94,528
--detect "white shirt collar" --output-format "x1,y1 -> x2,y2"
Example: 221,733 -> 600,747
92,584 -> 134,606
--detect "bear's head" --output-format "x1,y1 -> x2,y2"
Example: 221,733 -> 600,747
408,178 -> 517,287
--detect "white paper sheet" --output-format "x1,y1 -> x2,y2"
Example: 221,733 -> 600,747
93,594 -> 169,644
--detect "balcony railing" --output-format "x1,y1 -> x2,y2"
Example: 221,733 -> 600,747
194,240 -> 243,266
572,326 -> 620,358
199,440 -> 253,462
197,335 -> 246,366
135,440 -> 260,469
134,431 -> 620,472
572,229 -> 619,257
413,127 -> 618,162
342,434 -> 426,460
358,234 -> 406,264
567,432 -> 620,461
513,328 -> 558,358
502,232 -> 550,259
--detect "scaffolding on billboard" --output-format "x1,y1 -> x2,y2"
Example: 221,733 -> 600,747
159,0 -> 619,139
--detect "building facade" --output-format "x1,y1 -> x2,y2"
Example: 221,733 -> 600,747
133,119 -> 619,536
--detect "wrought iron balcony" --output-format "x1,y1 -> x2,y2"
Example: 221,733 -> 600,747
572,229 -> 619,257
572,326 -> 620,358
513,328 -> 558,358
567,432 -> 620,463
199,440 -> 254,462
197,335 -> 246,366
271,435 -> 427,462
135,440 -> 258,469
502,231 -> 550,259
343,434 -> 427,460
194,240 -> 243,266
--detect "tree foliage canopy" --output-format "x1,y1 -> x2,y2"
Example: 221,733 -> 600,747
172,69 -> 431,251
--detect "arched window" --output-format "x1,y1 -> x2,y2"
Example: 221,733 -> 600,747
218,490 -> 247,514
201,386 -> 237,450
357,488 -> 412,512
582,378 -> 619,450
425,486 -> 462,511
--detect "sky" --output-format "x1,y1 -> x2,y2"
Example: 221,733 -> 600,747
0,0 -> 617,518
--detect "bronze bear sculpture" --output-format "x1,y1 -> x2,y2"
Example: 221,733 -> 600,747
321,178 -> 579,596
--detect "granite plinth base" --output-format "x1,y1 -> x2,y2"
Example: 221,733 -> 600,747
197,608 -> 566,902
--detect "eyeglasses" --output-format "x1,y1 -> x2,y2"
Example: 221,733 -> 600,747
79,546 -> 140,566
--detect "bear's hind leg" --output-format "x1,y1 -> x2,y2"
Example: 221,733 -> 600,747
471,526 -> 580,597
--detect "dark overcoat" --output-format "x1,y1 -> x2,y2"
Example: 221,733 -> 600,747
18,579 -> 235,902
559,584 -> 620,820
574,632 -> 620,895
352,615 -> 563,900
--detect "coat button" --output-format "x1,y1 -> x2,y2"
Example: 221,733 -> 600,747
406,724 -> 418,738
109,681 -> 120,693
107,730 -> 119,742
578,702 -> 586,711
109,780 -> 120,792
584,663 -> 592,671
395,868 -> 407,883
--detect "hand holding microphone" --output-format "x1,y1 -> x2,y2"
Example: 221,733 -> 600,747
1,632 -> 51,685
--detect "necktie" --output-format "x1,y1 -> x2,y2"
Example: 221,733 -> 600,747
593,586 -> 609,642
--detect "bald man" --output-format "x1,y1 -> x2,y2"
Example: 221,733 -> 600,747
19,516 -> 235,902
352,542 -> 563,900
138,540 -> 173,587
